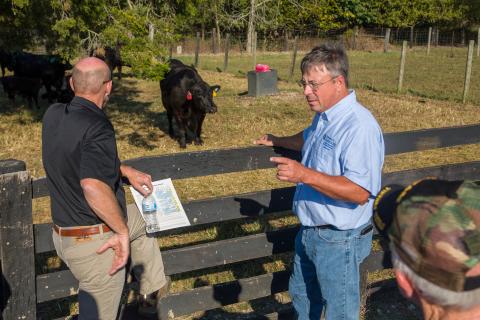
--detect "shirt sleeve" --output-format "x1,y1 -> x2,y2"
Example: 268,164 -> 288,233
79,120 -> 119,188
341,123 -> 384,196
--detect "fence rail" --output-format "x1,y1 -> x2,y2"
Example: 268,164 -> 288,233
1,124 -> 480,319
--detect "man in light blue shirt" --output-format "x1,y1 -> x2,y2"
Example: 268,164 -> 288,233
255,44 -> 384,320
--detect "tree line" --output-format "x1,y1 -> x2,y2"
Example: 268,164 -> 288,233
1,0 -> 478,79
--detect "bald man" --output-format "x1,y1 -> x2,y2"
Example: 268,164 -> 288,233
42,57 -> 169,319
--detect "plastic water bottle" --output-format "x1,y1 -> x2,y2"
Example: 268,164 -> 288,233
141,186 -> 160,233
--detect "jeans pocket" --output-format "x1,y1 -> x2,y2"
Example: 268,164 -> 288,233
316,228 -> 350,244
354,228 -> 373,263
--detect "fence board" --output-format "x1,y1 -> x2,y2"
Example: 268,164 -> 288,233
382,160 -> 480,186
0,171 -> 36,319
36,270 -> 78,303
32,124 -> 480,199
157,271 -> 291,319
162,227 -> 298,275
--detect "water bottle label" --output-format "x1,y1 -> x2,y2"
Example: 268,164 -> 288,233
142,201 -> 157,212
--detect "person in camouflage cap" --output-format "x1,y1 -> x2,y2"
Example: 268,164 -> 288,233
373,178 -> 480,320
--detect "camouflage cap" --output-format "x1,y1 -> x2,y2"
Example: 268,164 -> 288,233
388,178 -> 480,292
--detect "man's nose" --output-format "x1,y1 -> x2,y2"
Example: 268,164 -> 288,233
303,85 -> 312,96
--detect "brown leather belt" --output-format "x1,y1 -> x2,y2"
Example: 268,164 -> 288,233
53,224 -> 111,237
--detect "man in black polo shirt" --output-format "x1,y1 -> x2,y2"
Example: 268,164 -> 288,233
42,57 -> 168,319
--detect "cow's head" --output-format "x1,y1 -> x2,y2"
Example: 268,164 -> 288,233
190,83 -> 221,114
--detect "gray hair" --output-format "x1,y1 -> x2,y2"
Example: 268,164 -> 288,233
300,43 -> 349,87
391,246 -> 480,310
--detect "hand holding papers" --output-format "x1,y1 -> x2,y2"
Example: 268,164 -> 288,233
130,178 -> 190,233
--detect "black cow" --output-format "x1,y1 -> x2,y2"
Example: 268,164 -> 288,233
0,49 -> 13,77
160,59 -> 220,148
91,45 -> 127,79
12,52 -> 71,102
2,76 -> 42,108
56,75 -> 74,103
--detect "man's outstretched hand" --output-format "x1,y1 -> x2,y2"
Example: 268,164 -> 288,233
270,156 -> 308,183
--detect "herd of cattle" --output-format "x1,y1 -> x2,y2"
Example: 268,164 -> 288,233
0,50 -> 220,148
0,49 -> 73,108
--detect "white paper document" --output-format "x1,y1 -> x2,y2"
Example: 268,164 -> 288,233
130,178 -> 190,232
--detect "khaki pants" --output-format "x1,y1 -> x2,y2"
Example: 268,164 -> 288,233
53,206 -> 167,320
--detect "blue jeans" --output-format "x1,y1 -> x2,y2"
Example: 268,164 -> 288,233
288,222 -> 373,320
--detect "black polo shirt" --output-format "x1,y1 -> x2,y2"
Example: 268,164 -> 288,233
42,96 -> 126,227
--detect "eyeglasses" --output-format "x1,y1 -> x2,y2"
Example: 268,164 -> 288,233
102,79 -> 112,84
297,76 -> 338,90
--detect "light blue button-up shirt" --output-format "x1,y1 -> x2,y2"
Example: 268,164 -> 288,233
292,90 -> 384,230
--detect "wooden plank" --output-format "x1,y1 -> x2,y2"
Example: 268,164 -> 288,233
32,176 -> 49,198
0,159 -> 25,175
162,227 -> 298,275
36,270 -> 78,303
34,223 -> 54,253
32,124 -> 480,199
463,40 -> 474,104
383,161 -> 480,186
0,171 -> 36,319
157,271 -> 291,319
383,124 -> 480,155
34,160 -> 480,254
397,41 -> 407,93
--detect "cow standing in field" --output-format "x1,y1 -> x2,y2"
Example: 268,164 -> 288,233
12,52 -> 71,102
160,59 -> 220,148
1,76 -> 42,108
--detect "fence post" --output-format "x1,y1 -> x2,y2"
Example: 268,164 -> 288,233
427,27 -> 432,55
289,36 -> 298,82
462,40 -> 474,104
397,41 -> 407,94
224,33 -> 230,72
477,27 -> 480,57
0,160 -> 36,320
409,26 -> 414,49
450,30 -> 455,57
194,32 -> 200,68
352,26 -> 358,50
435,27 -> 439,47
148,23 -> 154,42
384,28 -> 391,53
284,30 -> 289,51
252,31 -> 257,70
212,28 -> 217,54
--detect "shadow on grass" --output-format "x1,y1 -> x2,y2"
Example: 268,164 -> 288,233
364,285 -> 422,320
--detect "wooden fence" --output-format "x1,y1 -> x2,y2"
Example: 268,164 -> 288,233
1,124 -> 480,319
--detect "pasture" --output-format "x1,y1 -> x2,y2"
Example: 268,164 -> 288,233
1,51 -> 480,319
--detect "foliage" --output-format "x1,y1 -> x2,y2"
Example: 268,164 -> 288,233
0,0 -> 479,80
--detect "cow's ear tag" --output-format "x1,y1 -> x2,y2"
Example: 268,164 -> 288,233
186,91 -> 192,100
212,91 -> 217,97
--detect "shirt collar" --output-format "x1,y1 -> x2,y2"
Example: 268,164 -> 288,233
322,89 -> 356,122
69,96 -> 106,118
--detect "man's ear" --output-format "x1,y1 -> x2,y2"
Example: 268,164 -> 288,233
395,269 -> 415,299
105,80 -> 112,95
69,77 -> 75,92
335,75 -> 346,89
